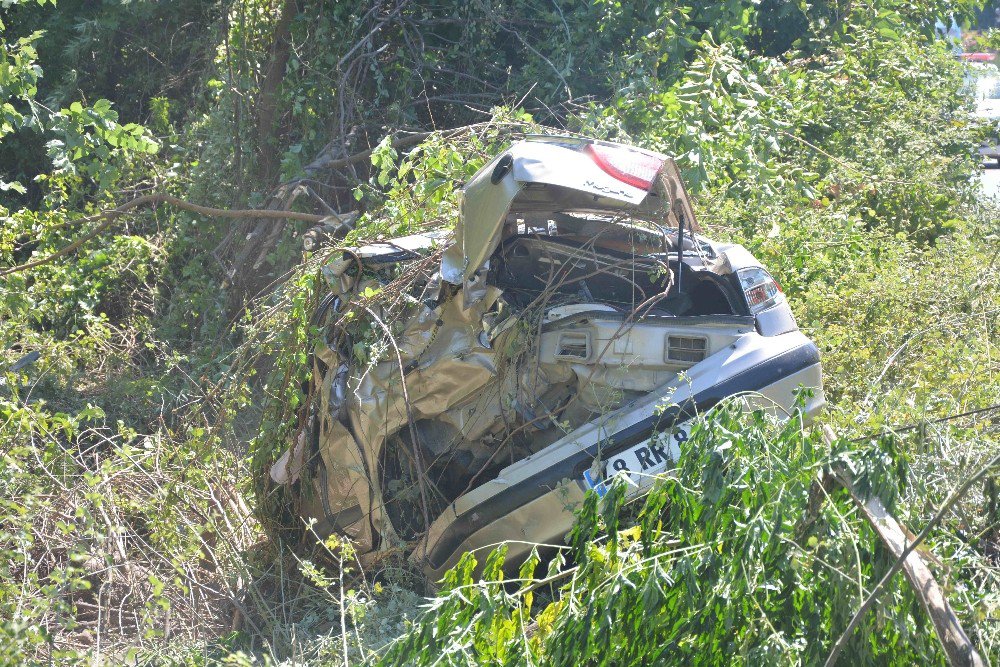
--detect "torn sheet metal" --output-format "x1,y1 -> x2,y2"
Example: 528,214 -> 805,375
312,419 -> 376,551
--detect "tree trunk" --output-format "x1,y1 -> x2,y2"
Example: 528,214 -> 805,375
255,0 -> 298,182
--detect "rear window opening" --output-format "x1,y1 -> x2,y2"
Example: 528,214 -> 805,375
682,279 -> 738,316
492,233 -> 744,317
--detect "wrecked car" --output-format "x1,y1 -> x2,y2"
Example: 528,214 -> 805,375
269,136 -> 825,579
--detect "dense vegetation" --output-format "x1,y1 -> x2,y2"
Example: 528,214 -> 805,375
1,0 -> 998,664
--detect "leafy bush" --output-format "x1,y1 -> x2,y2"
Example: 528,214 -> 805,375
379,402 -> 962,665
1,0 -> 999,664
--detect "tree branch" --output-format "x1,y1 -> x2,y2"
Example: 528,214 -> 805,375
822,426 -> 988,667
255,0 -> 299,180
1,193 -> 329,277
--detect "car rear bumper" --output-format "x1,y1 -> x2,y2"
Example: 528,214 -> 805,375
413,332 -> 824,580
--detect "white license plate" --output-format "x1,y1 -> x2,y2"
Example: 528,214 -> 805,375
582,420 -> 692,497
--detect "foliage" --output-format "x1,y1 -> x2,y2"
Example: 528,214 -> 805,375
0,379 -> 245,662
978,28 -> 1000,52
0,0 -> 220,204
379,402 -> 968,665
0,0 -> 999,664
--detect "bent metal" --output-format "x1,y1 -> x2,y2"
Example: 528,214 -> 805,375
268,136 -> 825,578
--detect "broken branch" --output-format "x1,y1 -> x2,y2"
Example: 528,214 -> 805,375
0,193 -> 329,277
821,426 -> 987,667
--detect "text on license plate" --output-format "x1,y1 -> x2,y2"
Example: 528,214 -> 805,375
582,420 -> 692,497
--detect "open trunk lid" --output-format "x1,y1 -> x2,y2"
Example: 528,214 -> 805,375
440,136 -> 698,286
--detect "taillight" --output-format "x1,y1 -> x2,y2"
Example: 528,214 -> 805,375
585,144 -> 665,190
737,267 -> 784,314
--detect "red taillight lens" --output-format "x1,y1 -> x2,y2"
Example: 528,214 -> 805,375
585,144 -> 665,190
745,284 -> 772,308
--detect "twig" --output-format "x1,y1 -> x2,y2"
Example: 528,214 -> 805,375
850,402 -> 1000,443
779,130 -> 919,187
334,0 -> 410,72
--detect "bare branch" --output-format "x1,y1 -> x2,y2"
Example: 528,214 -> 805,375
1,193 -> 330,277
822,426 -> 988,667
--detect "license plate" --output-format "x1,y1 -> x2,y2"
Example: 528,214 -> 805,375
582,420 -> 692,497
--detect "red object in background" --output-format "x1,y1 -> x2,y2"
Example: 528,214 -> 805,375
960,53 -> 995,62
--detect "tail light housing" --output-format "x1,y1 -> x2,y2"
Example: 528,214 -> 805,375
585,144 -> 665,190
738,267 -> 784,314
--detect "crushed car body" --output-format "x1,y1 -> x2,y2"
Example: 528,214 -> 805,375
270,136 -> 825,579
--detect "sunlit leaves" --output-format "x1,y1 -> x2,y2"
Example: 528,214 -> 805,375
41,98 -> 159,199
382,403 -> 948,665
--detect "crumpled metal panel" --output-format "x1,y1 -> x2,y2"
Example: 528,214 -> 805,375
346,286 -> 504,461
349,356 -> 499,457
326,285 -> 507,546
440,154 -> 522,285
314,418 -> 376,552
322,257 -> 358,296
